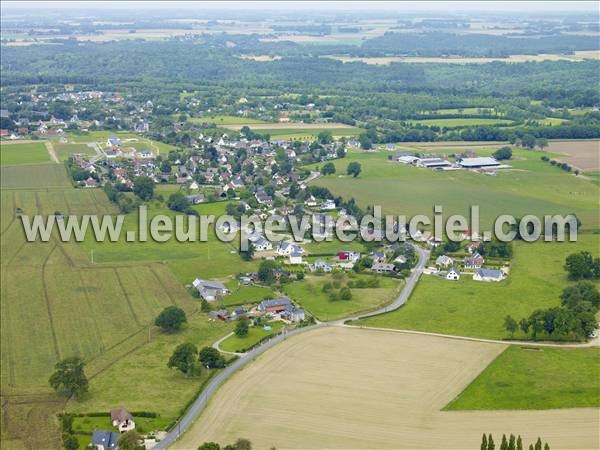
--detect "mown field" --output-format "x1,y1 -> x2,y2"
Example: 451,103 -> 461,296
52,143 -> 97,160
219,321 -> 285,353
173,327 -> 599,450
313,145 -> 600,231
282,273 -> 402,321
0,163 -> 73,189
188,115 -> 271,125
356,234 -> 599,339
0,141 -> 51,165
67,131 -> 176,154
446,346 -> 600,410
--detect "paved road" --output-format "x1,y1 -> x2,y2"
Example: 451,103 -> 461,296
154,244 -> 429,449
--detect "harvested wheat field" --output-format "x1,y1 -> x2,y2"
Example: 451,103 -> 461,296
173,327 -> 599,450
545,140 -> 600,171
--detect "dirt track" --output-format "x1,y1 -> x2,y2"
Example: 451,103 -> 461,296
173,327 -> 599,450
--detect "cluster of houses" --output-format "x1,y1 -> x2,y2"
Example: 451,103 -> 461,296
391,151 -> 510,172
434,250 -> 506,282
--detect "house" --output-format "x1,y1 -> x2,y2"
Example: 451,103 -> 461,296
277,242 -> 303,256
435,255 -> 454,268
249,235 -> 272,252
282,307 -> 305,322
106,136 -> 122,147
84,177 -> 98,188
185,194 -> 205,205
192,279 -> 230,301
110,407 -> 135,432
371,262 -> 397,274
370,251 -> 386,263
289,249 -> 303,265
255,189 -> 273,206
396,155 -> 420,164
230,306 -> 246,319
320,199 -> 336,210
473,268 -> 504,282
338,250 -> 360,262
446,267 -> 461,280
91,430 -> 120,449
258,297 -> 293,314
310,259 -> 333,272
464,253 -> 485,269
208,309 -> 230,321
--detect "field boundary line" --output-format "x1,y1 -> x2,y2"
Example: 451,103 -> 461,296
347,325 -> 598,348
148,265 -> 179,307
44,141 -> 60,164
113,268 -> 142,327
1,266 -> 17,387
0,191 -> 17,236
77,270 -> 106,354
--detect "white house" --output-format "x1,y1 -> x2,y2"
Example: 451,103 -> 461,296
446,267 -> 461,280
473,268 -> 504,282
277,242 -> 303,256
192,279 -> 230,301
249,235 -> 272,252
310,259 -> 333,272
320,199 -> 336,210
106,136 -> 122,147
371,262 -> 396,274
110,407 -> 135,432
289,249 -> 303,265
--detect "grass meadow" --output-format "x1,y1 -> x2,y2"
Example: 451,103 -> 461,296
283,273 -> 402,321
356,234 -> 600,339
446,346 -> 600,410
0,141 -> 51,165
313,147 -> 600,231
409,117 -> 514,127
219,321 -> 285,353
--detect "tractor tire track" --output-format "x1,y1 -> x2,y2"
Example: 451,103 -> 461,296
113,268 -> 142,327
41,245 -> 61,361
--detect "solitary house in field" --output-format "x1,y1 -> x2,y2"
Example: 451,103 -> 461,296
110,407 -> 135,432
446,267 -> 461,280
91,430 -> 120,449
192,279 -> 230,301
473,268 -> 504,282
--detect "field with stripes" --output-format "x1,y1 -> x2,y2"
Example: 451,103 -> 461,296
0,149 -> 230,449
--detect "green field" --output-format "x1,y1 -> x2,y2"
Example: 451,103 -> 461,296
68,131 -> 176,154
314,148 -> 600,230
189,115 -> 271,125
53,143 -> 96,160
219,285 -> 276,307
256,127 -> 362,140
356,235 -> 599,339
409,118 -> 514,127
0,142 -> 51,165
1,163 -> 73,189
219,321 -> 285,353
283,273 -> 402,321
428,107 -> 499,115
446,346 -> 600,410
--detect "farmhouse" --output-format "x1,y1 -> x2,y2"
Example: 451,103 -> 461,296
258,297 -> 293,314
282,307 -> 306,322
289,249 -> 304,265
110,407 -> 135,432
91,430 -> 120,450
192,279 -> 230,301
458,157 -> 501,169
473,268 -> 504,282
446,267 -> 461,280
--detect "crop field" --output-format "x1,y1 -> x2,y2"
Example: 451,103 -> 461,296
219,321 -> 285,353
173,326 -> 599,450
409,117 -> 514,127
356,234 -> 600,339
0,167 -> 210,448
446,346 -> 600,410
0,163 -> 73,189
313,148 -> 600,230
190,115 -> 271,125
0,141 -> 51,165
222,122 -> 357,130
282,273 -> 402,321
545,139 -> 600,171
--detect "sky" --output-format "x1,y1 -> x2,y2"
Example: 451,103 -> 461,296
2,1 -> 599,13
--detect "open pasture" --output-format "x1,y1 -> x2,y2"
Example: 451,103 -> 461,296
357,234 -> 600,339
447,346 -> 600,410
313,148 -> 600,230
409,117 -> 514,127
282,273 -> 402,321
191,115 -> 271,125
0,141 -> 51,166
173,326 -> 599,450
52,143 -> 97,160
0,163 -> 73,189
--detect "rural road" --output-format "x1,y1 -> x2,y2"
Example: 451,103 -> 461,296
155,244 -> 429,449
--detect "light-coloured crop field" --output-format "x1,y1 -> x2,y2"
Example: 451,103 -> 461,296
328,50 -> 600,65
0,141 -> 51,166
173,327 -> 599,450
0,163 -> 72,189
222,122 -> 357,130
545,140 -> 600,171
188,115 -> 271,125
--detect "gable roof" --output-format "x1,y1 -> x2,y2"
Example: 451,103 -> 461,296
476,268 -> 503,279
110,407 -> 133,423
92,430 -> 120,449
